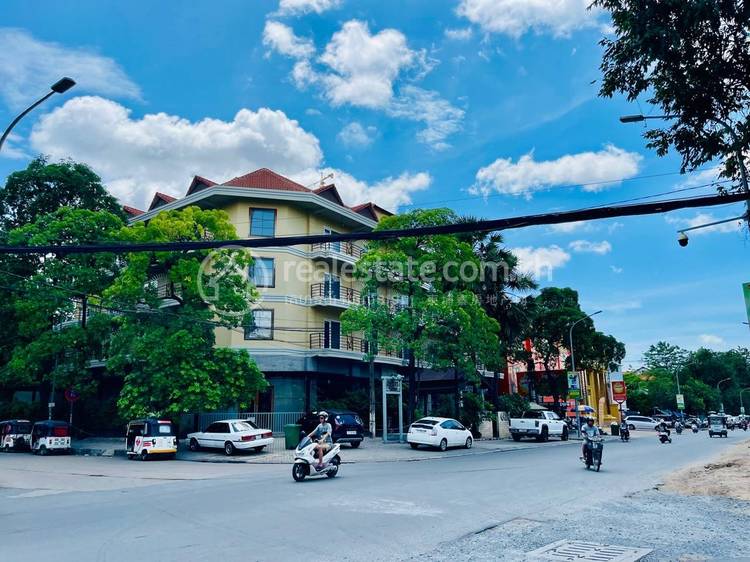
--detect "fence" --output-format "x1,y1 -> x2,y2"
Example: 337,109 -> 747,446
179,411 -> 304,436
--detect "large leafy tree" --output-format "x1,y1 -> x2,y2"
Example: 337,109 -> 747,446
341,208 -> 493,423
103,206 -> 266,419
643,341 -> 689,375
595,0 -> 750,192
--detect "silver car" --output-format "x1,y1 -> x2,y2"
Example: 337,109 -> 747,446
624,415 -> 661,431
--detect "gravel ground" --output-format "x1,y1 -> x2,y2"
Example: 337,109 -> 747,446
416,489 -> 750,561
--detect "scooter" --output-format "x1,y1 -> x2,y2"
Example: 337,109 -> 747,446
292,435 -> 341,482
675,423 -> 683,435
691,423 -> 699,434
658,429 -> 672,444
620,425 -> 630,442
582,435 -> 604,472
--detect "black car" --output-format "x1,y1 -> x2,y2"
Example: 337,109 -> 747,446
297,410 -> 364,448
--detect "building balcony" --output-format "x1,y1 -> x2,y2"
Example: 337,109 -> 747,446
310,241 -> 364,265
309,332 -> 405,363
310,283 -> 361,308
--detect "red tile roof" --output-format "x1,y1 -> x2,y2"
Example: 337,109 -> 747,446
350,202 -> 393,217
148,191 -> 177,211
225,168 -> 311,192
122,205 -> 144,217
186,175 -> 217,196
313,183 -> 345,206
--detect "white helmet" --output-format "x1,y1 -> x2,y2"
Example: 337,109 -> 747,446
318,411 -> 329,420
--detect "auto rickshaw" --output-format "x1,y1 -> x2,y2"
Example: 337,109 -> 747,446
707,414 -> 728,438
126,418 -> 177,460
1,419 -> 32,451
30,420 -> 71,455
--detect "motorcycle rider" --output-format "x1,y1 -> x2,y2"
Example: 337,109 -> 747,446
309,411 -> 333,469
580,418 -> 600,461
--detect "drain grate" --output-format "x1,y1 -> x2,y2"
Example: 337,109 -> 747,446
527,540 -> 652,562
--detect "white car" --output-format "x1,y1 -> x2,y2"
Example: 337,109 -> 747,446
407,417 -> 473,451
187,419 -> 274,456
624,415 -> 662,431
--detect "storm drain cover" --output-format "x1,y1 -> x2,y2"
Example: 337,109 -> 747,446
527,540 -> 652,562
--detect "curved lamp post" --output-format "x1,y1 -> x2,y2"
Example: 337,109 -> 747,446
716,377 -> 732,413
568,310 -> 602,437
0,77 -> 76,153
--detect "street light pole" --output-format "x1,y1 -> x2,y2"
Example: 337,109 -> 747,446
716,377 -> 732,413
568,310 -> 602,437
0,77 -> 76,153
740,388 -> 750,415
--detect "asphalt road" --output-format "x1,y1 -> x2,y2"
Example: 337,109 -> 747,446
1,430 -> 744,562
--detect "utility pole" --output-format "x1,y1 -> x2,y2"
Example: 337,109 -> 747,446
568,310 -> 602,437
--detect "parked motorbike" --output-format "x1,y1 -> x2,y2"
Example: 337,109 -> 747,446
291,435 -> 341,482
620,425 -> 630,442
657,429 -> 672,444
582,435 -> 604,472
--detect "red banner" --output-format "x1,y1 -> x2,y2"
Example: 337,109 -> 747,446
611,381 -> 627,402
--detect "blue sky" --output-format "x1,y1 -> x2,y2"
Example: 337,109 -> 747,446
1,0 -> 748,366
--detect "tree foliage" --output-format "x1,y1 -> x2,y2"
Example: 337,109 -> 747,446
594,0 -> 750,190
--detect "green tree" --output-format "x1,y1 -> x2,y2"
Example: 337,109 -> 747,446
643,341 -> 688,375
341,208 -> 491,423
594,0 -> 750,193
103,206 -> 266,418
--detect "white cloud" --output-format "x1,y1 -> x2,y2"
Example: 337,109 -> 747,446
305,108 -> 322,116
276,0 -> 341,16
471,145 -> 642,198
699,334 -> 726,348
263,21 -> 315,58
337,122 -> 376,148
610,265 -> 623,274
444,27 -> 473,40
318,20 -> 428,109
456,0 -> 603,38
30,96 -> 323,209
569,240 -> 612,254
0,28 -> 140,109
548,221 -> 590,233
387,86 -> 465,150
600,300 -> 641,312
511,245 -> 571,280
263,19 -> 462,149
665,212 -> 744,235
607,221 -> 624,234
294,168 -> 431,211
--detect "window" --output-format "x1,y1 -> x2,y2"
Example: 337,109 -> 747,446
249,257 -> 275,287
250,208 -> 276,237
204,423 -> 222,433
245,309 -> 274,340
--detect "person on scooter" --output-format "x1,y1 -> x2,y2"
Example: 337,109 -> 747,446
310,411 -> 333,469
580,418 -> 599,461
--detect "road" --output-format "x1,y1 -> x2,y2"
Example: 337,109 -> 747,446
0,431 -> 745,561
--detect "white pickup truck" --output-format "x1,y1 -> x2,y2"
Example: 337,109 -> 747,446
509,409 -> 569,442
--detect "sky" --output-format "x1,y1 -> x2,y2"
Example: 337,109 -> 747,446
1,0 -> 748,367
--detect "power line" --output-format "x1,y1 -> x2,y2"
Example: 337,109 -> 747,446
0,191 -> 746,256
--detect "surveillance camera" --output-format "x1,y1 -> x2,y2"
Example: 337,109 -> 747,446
677,232 -> 688,247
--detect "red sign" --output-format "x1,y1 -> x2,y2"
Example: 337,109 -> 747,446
64,389 -> 80,403
611,381 -> 627,402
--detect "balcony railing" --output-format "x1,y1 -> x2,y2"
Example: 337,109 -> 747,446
310,241 -> 364,260
310,283 -> 361,304
309,332 -> 405,360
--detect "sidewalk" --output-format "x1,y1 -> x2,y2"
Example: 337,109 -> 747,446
71,435 -> 586,464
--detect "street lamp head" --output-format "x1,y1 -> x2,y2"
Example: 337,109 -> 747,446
50,77 -> 76,94
619,114 -> 645,123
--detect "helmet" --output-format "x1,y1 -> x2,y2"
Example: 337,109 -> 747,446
318,411 -> 329,420
586,418 -> 594,425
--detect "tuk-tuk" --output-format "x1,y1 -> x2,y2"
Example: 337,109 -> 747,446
707,414 -> 728,438
1,419 -> 32,451
30,420 -> 71,455
126,418 -> 177,460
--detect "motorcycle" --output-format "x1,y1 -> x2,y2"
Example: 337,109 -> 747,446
657,429 -> 672,444
291,434 -> 341,482
582,435 -> 604,472
675,423 -> 683,435
691,423 -> 699,434
620,425 -> 630,442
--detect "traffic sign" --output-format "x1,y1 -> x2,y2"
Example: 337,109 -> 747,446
64,389 -> 80,403
611,381 -> 627,403
567,372 -> 580,399
676,393 -> 685,410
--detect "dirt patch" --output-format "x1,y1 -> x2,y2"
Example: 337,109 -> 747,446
662,439 -> 750,501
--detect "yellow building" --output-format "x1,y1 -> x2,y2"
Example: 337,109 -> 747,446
581,369 -> 620,426
127,168 -> 404,413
